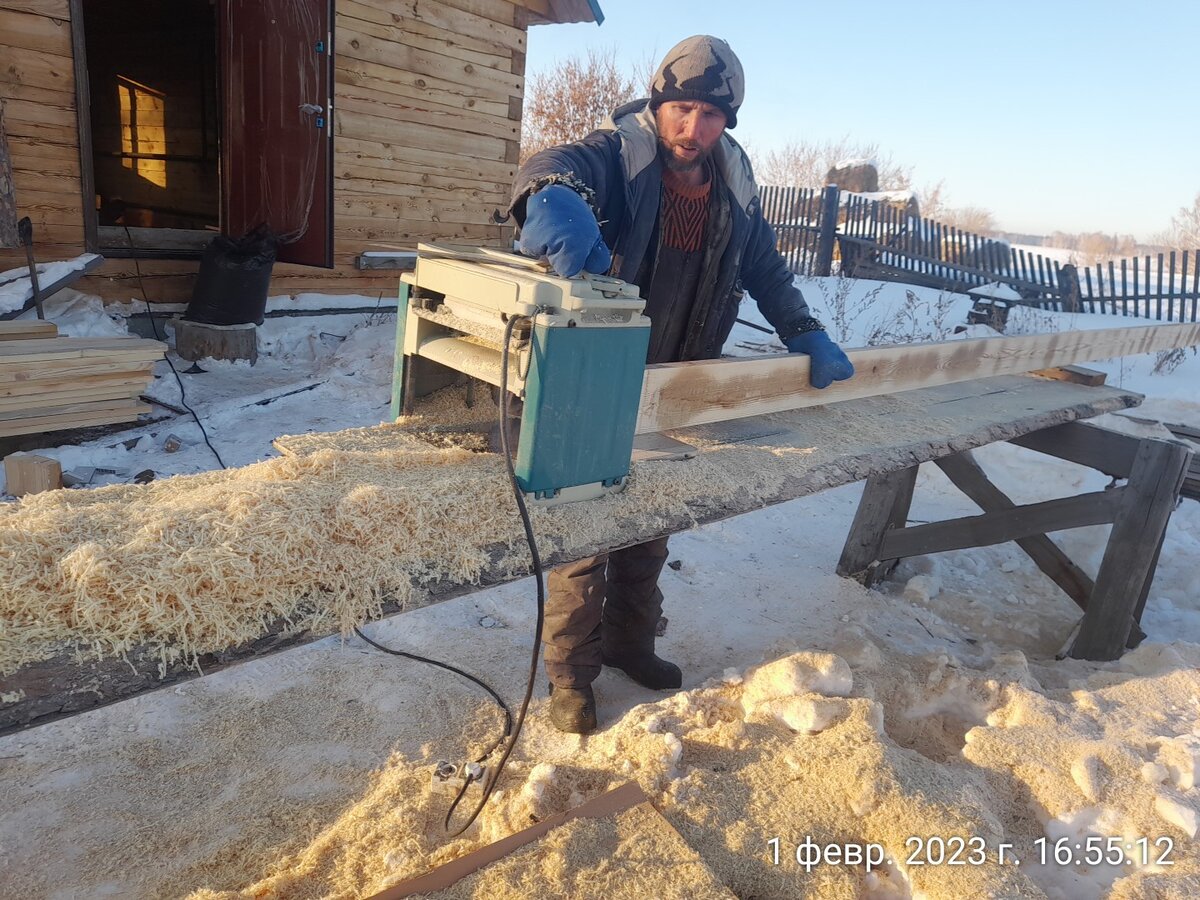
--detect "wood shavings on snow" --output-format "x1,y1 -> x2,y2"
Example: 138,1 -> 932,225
410,802 -> 735,900
3,599 -> 1200,899
162,641 -> 1200,899
0,379 -> 1082,678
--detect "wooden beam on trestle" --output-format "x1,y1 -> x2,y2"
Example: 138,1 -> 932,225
636,322 -> 1200,434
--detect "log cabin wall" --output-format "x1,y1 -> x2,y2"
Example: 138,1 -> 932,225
0,1 -> 83,257
0,0 -> 541,304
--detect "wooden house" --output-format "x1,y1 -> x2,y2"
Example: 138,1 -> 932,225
0,0 -> 601,303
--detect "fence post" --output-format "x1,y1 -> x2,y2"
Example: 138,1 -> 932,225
814,184 -> 840,276
1059,263 -> 1082,313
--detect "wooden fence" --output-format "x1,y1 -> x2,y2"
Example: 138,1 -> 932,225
761,184 -> 1200,322
1070,251 -> 1200,322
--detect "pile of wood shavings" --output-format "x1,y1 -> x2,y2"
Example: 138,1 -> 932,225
0,444 -> 518,675
182,643 -> 1199,899
411,803 -> 735,899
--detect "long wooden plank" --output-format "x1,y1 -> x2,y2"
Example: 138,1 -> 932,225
636,323 -> 1200,434
335,57 -> 511,119
0,376 -> 1141,732
336,166 -> 509,203
0,370 -> 148,395
0,0 -> 71,17
0,8 -> 71,56
0,336 -> 165,353
0,321 -> 57,340
335,136 -> 516,184
0,396 -> 147,421
334,5 -> 512,69
0,401 -> 150,437
335,108 -> 508,162
335,90 -> 518,142
0,383 -> 146,412
335,28 -> 521,101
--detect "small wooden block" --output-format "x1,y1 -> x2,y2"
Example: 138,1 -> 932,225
4,452 -> 62,496
1030,365 -> 1107,386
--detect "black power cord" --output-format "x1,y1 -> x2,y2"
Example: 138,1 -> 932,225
441,313 -> 546,837
356,314 -> 546,837
352,624 -> 513,826
122,225 -> 227,469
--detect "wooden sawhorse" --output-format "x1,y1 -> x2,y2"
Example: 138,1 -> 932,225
837,420 -> 1193,660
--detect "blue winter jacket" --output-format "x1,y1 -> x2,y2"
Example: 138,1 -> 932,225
509,99 -> 819,361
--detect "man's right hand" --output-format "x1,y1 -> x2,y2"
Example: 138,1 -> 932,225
518,185 -> 612,278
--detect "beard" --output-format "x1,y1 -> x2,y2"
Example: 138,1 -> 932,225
657,137 -> 713,173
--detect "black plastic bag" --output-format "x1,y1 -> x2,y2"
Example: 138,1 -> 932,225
185,224 -> 279,326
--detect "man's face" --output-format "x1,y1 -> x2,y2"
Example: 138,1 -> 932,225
654,100 -> 727,172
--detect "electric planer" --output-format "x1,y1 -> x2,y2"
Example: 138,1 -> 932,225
396,243 -> 651,505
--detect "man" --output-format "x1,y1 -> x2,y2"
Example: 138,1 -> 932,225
508,36 -> 854,734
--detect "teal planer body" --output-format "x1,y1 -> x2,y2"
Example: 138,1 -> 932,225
397,243 -> 651,504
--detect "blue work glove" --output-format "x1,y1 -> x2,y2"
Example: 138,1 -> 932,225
518,184 -> 612,278
784,330 -> 855,389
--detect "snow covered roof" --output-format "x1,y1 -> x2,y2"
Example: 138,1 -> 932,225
523,0 -> 604,25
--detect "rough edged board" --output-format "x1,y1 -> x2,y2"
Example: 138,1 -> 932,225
636,323 -> 1200,434
0,375 -> 1142,733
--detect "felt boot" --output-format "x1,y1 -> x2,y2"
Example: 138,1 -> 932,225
599,536 -> 681,690
548,683 -> 597,734
601,634 -> 682,690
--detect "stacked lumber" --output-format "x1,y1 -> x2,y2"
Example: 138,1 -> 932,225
0,323 -> 164,437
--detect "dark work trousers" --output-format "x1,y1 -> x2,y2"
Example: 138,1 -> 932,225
542,536 -> 670,688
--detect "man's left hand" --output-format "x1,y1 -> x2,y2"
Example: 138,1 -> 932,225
783,331 -> 855,389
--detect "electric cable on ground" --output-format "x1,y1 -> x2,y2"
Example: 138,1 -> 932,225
438,312 -> 545,836
358,313 -> 546,837
123,225 -> 226,469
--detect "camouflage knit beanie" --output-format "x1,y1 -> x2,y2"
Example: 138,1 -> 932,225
649,35 -> 745,128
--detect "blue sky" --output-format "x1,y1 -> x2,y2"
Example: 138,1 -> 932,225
526,0 -> 1196,241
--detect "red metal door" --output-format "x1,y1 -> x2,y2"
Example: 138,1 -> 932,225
221,0 -> 333,267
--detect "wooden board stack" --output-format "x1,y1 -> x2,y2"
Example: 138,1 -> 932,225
0,323 -> 165,438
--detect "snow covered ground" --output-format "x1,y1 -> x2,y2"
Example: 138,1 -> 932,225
1,277 -> 1198,898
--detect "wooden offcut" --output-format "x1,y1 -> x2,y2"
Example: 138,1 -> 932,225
372,783 -> 648,899
636,323 -> 1200,434
3,452 -> 61,496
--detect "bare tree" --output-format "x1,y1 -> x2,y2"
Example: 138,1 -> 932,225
752,137 -> 912,191
520,49 -> 642,163
1156,192 -> 1200,250
935,206 -> 998,235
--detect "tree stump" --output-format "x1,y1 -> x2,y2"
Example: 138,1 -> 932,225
174,319 -> 258,364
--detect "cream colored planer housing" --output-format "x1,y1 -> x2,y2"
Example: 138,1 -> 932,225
396,243 -> 652,504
